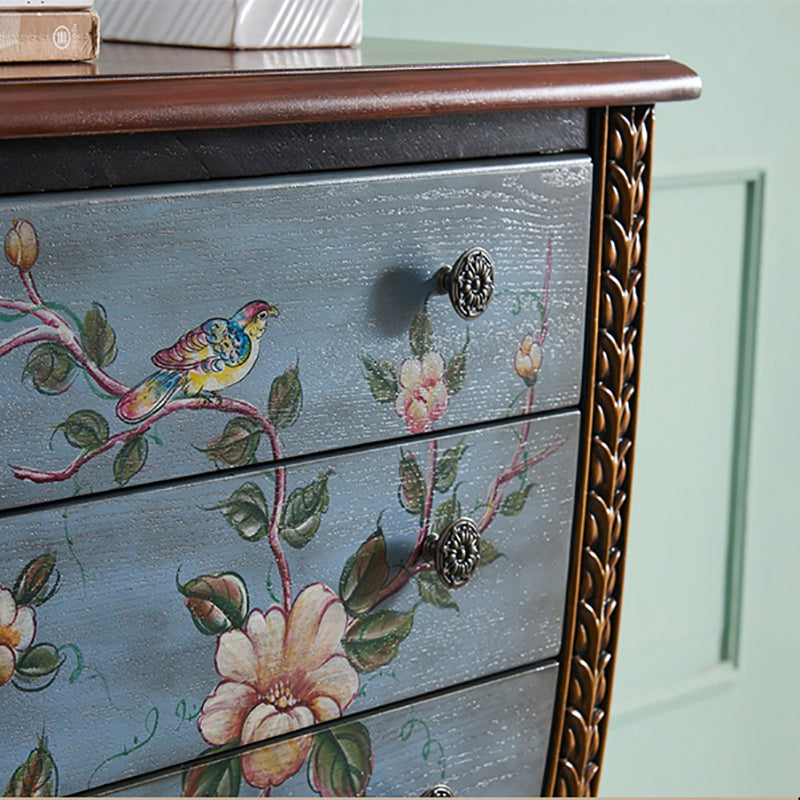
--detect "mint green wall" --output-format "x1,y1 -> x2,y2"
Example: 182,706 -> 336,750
364,2 -> 800,795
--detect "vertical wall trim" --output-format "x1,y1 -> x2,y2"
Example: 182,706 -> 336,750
722,172 -> 764,667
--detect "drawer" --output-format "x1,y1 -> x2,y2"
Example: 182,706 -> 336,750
0,156 -> 591,508
0,412 -> 578,793
100,663 -> 558,797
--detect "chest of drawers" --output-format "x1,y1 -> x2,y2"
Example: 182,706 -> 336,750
0,41 -> 699,797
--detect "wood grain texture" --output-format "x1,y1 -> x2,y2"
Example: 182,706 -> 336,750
549,106 -> 652,797
0,157 -> 591,509
0,414 -> 579,794
101,663 -> 559,797
0,45 -> 700,139
0,108 -> 589,196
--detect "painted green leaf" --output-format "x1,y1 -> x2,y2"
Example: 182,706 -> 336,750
201,416 -> 261,467
182,751 -> 241,797
339,528 -> 389,617
55,409 -> 108,451
210,481 -> 269,541
81,302 -> 117,368
432,493 -> 462,537
362,355 -> 398,404
398,449 -> 425,515
343,608 -> 414,672
22,342 -> 76,395
13,552 -> 59,607
268,361 -> 303,429
113,435 -> 148,486
280,471 -> 331,549
476,538 -> 505,568
500,483 -> 537,516
416,572 -> 459,611
434,438 -> 467,493
12,644 -> 65,692
4,734 -> 58,796
409,310 -> 433,358
178,571 -> 249,635
308,722 -> 373,797
444,335 -> 468,396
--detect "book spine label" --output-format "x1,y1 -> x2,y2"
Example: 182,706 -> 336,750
0,10 -> 99,62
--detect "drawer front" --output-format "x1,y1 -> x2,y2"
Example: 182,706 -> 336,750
101,663 -> 558,797
0,156 -> 591,508
0,413 -> 577,793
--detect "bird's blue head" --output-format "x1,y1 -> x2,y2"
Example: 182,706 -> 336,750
233,300 -> 279,339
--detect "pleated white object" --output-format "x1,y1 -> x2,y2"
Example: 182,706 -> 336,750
94,0 -> 362,49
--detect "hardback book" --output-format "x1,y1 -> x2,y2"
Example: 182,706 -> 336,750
94,0 -> 362,50
0,9 -> 99,62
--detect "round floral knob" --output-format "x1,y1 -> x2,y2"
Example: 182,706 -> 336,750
437,247 -> 495,320
422,784 -> 455,797
423,517 -> 481,589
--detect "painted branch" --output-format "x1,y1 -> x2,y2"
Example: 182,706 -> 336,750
10,395 -> 275,482
21,271 -> 44,306
209,398 -> 291,608
538,234 -> 553,346
372,437 -> 439,608
477,438 -> 565,533
0,324 -> 51,358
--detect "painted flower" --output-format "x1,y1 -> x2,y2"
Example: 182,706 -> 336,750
514,334 -> 543,385
0,586 -> 35,687
395,351 -> 449,434
198,583 -> 359,789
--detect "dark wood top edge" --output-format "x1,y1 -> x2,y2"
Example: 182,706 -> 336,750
0,58 -> 701,139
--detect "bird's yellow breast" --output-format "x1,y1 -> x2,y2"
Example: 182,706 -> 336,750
183,343 -> 260,395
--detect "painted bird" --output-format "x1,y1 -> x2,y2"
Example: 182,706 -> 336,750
116,300 -> 278,424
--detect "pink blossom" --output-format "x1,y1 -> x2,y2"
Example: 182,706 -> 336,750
395,351 -> 449,434
198,584 -> 358,789
0,586 -> 35,686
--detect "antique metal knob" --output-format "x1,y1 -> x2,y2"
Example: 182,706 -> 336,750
436,247 -> 495,320
423,517 -> 481,589
422,784 -> 455,797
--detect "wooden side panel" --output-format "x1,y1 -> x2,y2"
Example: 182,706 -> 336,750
103,663 -> 559,797
0,156 -> 591,509
0,413 -> 578,794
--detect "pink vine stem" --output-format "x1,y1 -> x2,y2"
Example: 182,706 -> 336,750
373,437 -> 439,607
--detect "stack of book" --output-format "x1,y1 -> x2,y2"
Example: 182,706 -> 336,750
0,0 -> 99,63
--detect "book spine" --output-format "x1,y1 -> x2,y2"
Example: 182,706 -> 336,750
0,10 -> 99,62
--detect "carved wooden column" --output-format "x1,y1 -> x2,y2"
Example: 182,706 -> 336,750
547,105 -> 654,797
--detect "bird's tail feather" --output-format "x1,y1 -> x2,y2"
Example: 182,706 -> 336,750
116,371 -> 183,424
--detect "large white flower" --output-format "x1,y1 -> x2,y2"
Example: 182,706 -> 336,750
198,583 -> 359,789
395,351 -> 449,434
0,586 -> 35,687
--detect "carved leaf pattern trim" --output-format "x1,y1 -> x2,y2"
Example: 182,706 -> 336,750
556,106 -> 653,797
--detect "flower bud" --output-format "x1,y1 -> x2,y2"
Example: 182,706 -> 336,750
514,334 -> 543,385
4,219 -> 39,273
178,571 -> 248,636
4,734 -> 57,796
12,552 -> 60,607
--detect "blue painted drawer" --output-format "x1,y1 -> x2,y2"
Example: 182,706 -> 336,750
0,156 -> 591,509
101,663 -> 558,797
0,412 -> 577,794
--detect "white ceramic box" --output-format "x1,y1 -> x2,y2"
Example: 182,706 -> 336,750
94,0 -> 361,49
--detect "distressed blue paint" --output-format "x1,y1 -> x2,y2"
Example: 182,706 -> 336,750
0,156 -> 591,508
108,664 -> 559,797
0,413 -> 578,794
